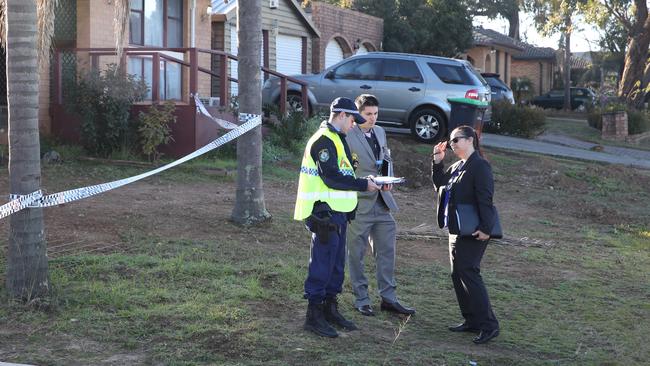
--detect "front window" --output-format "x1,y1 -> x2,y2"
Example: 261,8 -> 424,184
128,0 -> 183,101
129,0 -> 183,47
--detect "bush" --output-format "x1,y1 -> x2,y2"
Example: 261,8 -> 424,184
265,110 -> 322,154
138,101 -> 177,162
587,110 -> 602,130
627,109 -> 650,135
484,101 -> 545,138
66,64 -> 148,157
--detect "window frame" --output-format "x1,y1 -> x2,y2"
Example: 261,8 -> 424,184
129,0 -> 184,48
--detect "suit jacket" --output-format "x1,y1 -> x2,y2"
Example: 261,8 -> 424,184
345,125 -> 399,216
431,151 -> 497,235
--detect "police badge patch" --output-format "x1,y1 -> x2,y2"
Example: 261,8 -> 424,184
318,149 -> 330,162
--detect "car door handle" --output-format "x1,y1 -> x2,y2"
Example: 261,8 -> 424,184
409,87 -> 421,92
360,84 -> 372,90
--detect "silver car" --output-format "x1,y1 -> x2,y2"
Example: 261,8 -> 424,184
262,52 -> 491,143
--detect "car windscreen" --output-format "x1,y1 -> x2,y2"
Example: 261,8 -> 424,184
485,77 -> 509,90
428,63 -> 482,86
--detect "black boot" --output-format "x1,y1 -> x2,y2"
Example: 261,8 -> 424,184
324,297 -> 358,331
304,302 -> 338,338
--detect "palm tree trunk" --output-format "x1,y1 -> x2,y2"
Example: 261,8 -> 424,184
231,0 -> 271,225
6,0 -> 49,299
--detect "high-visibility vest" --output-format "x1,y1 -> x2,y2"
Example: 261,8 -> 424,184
294,127 -> 358,220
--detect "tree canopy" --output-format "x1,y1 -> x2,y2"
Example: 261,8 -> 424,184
342,0 -> 473,57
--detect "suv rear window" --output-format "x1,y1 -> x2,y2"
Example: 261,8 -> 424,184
485,76 -> 509,90
382,60 -> 423,82
428,63 -> 480,85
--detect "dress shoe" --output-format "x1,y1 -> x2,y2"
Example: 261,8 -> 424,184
355,304 -> 375,316
380,300 -> 416,315
448,322 -> 480,333
473,328 -> 500,344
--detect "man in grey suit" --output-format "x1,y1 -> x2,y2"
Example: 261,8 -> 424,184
345,94 -> 415,316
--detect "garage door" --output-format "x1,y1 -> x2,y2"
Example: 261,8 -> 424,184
276,34 -> 303,76
230,24 -> 264,96
356,44 -> 368,55
325,39 -> 344,69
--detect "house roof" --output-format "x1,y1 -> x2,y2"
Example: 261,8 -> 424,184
512,42 -> 557,60
211,0 -> 320,37
473,27 -> 524,53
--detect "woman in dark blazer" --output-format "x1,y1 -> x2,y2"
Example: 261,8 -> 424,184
431,125 -> 500,344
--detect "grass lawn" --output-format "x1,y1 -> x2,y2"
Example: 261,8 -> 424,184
544,117 -> 650,151
1,138 -> 649,365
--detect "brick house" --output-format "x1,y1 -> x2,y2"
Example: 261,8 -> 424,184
465,27 -> 524,86
511,44 -> 557,97
210,0 -> 320,97
306,2 -> 383,72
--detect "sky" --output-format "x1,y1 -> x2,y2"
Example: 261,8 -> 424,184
474,12 -> 603,53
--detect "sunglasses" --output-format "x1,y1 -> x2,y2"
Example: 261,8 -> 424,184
450,136 -> 468,144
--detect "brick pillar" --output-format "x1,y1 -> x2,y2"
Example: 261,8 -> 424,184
601,111 -> 628,141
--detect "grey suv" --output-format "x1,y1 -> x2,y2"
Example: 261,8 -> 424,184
262,52 -> 491,142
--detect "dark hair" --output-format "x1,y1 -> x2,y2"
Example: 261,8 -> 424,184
355,94 -> 379,112
452,125 -> 483,157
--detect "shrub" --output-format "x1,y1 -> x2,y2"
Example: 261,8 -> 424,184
66,64 -> 148,157
265,110 -> 322,154
587,109 -> 602,130
138,101 -> 177,162
627,109 -> 650,135
510,77 -> 534,103
484,101 -> 545,138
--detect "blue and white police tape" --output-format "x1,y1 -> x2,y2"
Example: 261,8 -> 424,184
194,94 -> 239,130
0,113 -> 261,220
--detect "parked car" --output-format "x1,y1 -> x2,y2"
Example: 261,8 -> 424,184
531,87 -> 596,111
262,52 -> 491,143
481,73 -> 514,104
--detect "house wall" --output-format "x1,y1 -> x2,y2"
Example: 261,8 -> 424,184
310,1 -> 383,72
511,59 -> 555,96
466,46 -> 516,85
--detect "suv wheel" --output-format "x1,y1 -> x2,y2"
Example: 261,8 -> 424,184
409,108 -> 445,143
287,93 -> 305,112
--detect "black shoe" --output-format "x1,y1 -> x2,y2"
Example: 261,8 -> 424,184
355,304 -> 375,316
304,303 -> 338,338
324,297 -> 358,331
448,322 -> 480,333
380,300 -> 416,315
473,328 -> 500,344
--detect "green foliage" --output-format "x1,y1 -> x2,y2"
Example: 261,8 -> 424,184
627,109 -> 650,135
511,77 -> 534,103
265,111 -> 322,154
587,105 -> 650,134
66,64 -> 148,157
137,101 -> 177,162
484,100 -> 546,138
350,0 -> 472,57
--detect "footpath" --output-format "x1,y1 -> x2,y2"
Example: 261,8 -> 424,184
384,126 -> 650,170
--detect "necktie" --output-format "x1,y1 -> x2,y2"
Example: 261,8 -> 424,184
443,161 -> 465,228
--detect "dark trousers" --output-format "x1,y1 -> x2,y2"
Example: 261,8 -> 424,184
304,212 -> 348,304
449,235 -> 499,331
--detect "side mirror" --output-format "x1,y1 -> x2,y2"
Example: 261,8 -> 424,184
325,70 -> 335,80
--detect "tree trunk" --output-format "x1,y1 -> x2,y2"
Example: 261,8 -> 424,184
231,0 -> 271,225
507,10 -> 520,41
6,0 -> 49,299
618,0 -> 649,107
563,19 -> 572,111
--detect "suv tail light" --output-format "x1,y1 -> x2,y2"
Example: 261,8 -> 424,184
465,89 -> 479,100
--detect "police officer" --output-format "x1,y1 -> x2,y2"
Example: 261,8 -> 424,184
294,97 -> 381,338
